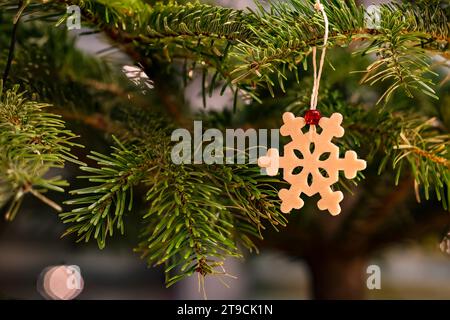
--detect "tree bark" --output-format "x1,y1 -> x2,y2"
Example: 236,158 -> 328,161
306,254 -> 367,300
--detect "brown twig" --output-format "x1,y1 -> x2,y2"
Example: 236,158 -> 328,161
2,0 -> 27,84
411,147 -> 450,168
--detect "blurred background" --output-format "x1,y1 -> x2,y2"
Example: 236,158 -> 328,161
1,0 -> 449,300
1,201 -> 450,299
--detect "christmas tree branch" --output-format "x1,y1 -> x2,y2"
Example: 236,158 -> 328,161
61,137 -> 148,248
0,84 -> 84,218
60,119 -> 286,285
13,0 -> 448,105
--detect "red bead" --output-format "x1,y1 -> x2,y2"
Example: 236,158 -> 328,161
304,110 -> 321,125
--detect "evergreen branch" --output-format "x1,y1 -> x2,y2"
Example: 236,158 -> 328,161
358,113 -> 450,207
231,0 -> 447,101
137,162 -> 287,286
18,0 -> 448,105
61,120 -> 287,285
358,6 -> 439,104
212,165 -> 287,233
61,138 -> 146,248
137,163 -> 242,287
392,117 -> 450,207
0,84 -> 83,219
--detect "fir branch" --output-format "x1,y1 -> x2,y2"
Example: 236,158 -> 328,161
137,161 -> 287,285
61,138 -> 147,248
137,163 -> 242,287
392,117 -> 450,207
19,0 -> 448,105
0,84 -> 83,219
359,6 -> 439,103
61,123 -> 287,285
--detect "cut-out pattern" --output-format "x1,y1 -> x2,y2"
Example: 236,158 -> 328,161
258,112 -> 366,215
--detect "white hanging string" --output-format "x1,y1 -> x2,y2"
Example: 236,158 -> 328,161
310,1 -> 329,110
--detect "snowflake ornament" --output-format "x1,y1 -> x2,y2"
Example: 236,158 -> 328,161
258,112 -> 366,216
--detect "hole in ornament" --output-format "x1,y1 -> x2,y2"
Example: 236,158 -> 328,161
319,152 -> 331,161
293,166 -> 303,175
307,173 -> 313,186
301,126 -> 309,134
315,126 -> 323,134
319,168 -> 330,178
309,143 -> 315,154
294,149 -> 304,160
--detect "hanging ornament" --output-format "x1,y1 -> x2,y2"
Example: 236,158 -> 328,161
258,111 -> 366,215
258,1 -> 366,215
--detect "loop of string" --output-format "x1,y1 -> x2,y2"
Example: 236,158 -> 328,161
310,1 -> 329,110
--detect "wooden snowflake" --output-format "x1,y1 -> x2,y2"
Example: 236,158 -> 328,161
258,112 -> 366,215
